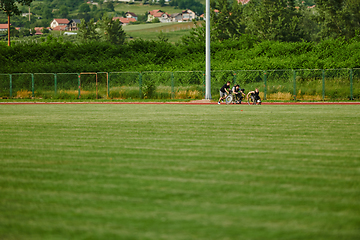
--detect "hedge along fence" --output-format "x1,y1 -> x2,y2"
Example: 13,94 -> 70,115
0,69 -> 359,100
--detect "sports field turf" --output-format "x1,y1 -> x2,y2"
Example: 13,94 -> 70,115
0,104 -> 359,240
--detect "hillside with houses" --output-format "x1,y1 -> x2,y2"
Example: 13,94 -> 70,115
0,0 -> 321,40
0,0 -> 204,36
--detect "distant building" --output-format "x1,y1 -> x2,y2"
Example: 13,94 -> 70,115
21,12 -> 32,17
51,25 -> 67,31
181,10 -> 196,22
68,19 -> 81,31
87,1 -> 98,5
125,12 -> 138,21
112,17 -> 136,26
34,27 -> 43,35
147,10 -> 170,23
104,0 -> 134,2
0,24 -> 9,32
170,13 -> 182,22
50,18 -> 69,29
170,10 -> 197,22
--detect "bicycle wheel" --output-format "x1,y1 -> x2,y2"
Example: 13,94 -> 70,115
247,96 -> 255,105
225,95 -> 233,105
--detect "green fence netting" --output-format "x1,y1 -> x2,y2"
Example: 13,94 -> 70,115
12,73 -> 33,99
324,69 -> 351,100
295,69 -> 323,101
1,69 -> 359,100
109,72 -> 140,99
0,74 -> 10,98
33,73 -> 55,98
211,71 -> 235,99
353,68 -> 360,100
56,73 -> 80,99
80,73 -> 98,99
172,71 -> 204,99
265,70 -> 294,101
141,71 -> 173,99
236,70 -> 263,87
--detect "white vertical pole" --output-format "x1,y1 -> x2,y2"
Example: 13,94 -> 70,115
205,0 -> 211,99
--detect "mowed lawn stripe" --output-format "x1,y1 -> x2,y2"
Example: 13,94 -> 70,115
1,188 -> 358,239
0,104 -> 359,240
1,175 -> 359,207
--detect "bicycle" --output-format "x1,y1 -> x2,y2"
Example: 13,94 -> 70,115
247,93 -> 261,105
225,91 -> 245,105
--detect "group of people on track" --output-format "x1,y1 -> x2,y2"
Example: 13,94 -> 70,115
218,81 -> 261,105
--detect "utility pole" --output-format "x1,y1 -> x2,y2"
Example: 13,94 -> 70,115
205,0 -> 211,99
8,15 -> 10,47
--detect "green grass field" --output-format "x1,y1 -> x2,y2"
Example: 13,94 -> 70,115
114,2 -> 186,15
123,22 -> 196,42
0,104 -> 359,240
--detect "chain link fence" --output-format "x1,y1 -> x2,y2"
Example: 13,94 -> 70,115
173,71 -> 204,99
56,73 -> 80,99
33,73 -> 55,99
12,73 -> 33,99
0,74 -> 10,98
109,72 -> 140,99
0,69 -> 359,101
353,69 -> 360,100
295,69 -> 323,101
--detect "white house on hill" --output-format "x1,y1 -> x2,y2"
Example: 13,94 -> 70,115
50,19 -> 69,29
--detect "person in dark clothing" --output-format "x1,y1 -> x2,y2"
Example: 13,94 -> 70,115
218,81 -> 231,104
247,88 -> 261,105
232,84 -> 245,104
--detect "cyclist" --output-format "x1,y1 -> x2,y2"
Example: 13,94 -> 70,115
247,88 -> 261,105
218,81 -> 231,104
232,84 -> 245,104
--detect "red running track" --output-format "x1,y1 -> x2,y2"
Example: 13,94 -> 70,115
0,102 -> 359,105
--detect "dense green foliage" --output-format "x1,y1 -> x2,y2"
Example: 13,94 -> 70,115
1,0 -> 359,42
0,0 -> 33,16
315,0 -> 360,40
0,0 -> 199,29
99,17 -> 126,45
170,0 -> 204,15
0,36 -> 359,73
208,0 -> 360,42
1,104 -> 359,240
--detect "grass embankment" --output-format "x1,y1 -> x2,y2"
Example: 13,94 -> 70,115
124,22 -> 199,42
0,104 -> 359,240
0,1 -> 194,44
114,3 -> 186,15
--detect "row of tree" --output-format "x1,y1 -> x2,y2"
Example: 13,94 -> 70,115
77,17 -> 126,45
1,36 -> 359,74
0,24 -> 49,39
1,0 -> 360,46
0,0 -> 124,29
1,0 -> 204,29
206,0 -> 360,43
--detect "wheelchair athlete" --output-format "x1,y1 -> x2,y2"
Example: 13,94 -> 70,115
231,85 -> 245,104
247,88 -> 262,105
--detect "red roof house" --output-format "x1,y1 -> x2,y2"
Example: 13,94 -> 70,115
34,27 -> 43,35
147,10 -> 170,22
50,18 -> 69,29
112,17 -> 136,26
52,25 -> 67,31
238,0 -> 251,4
0,24 -> 9,31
